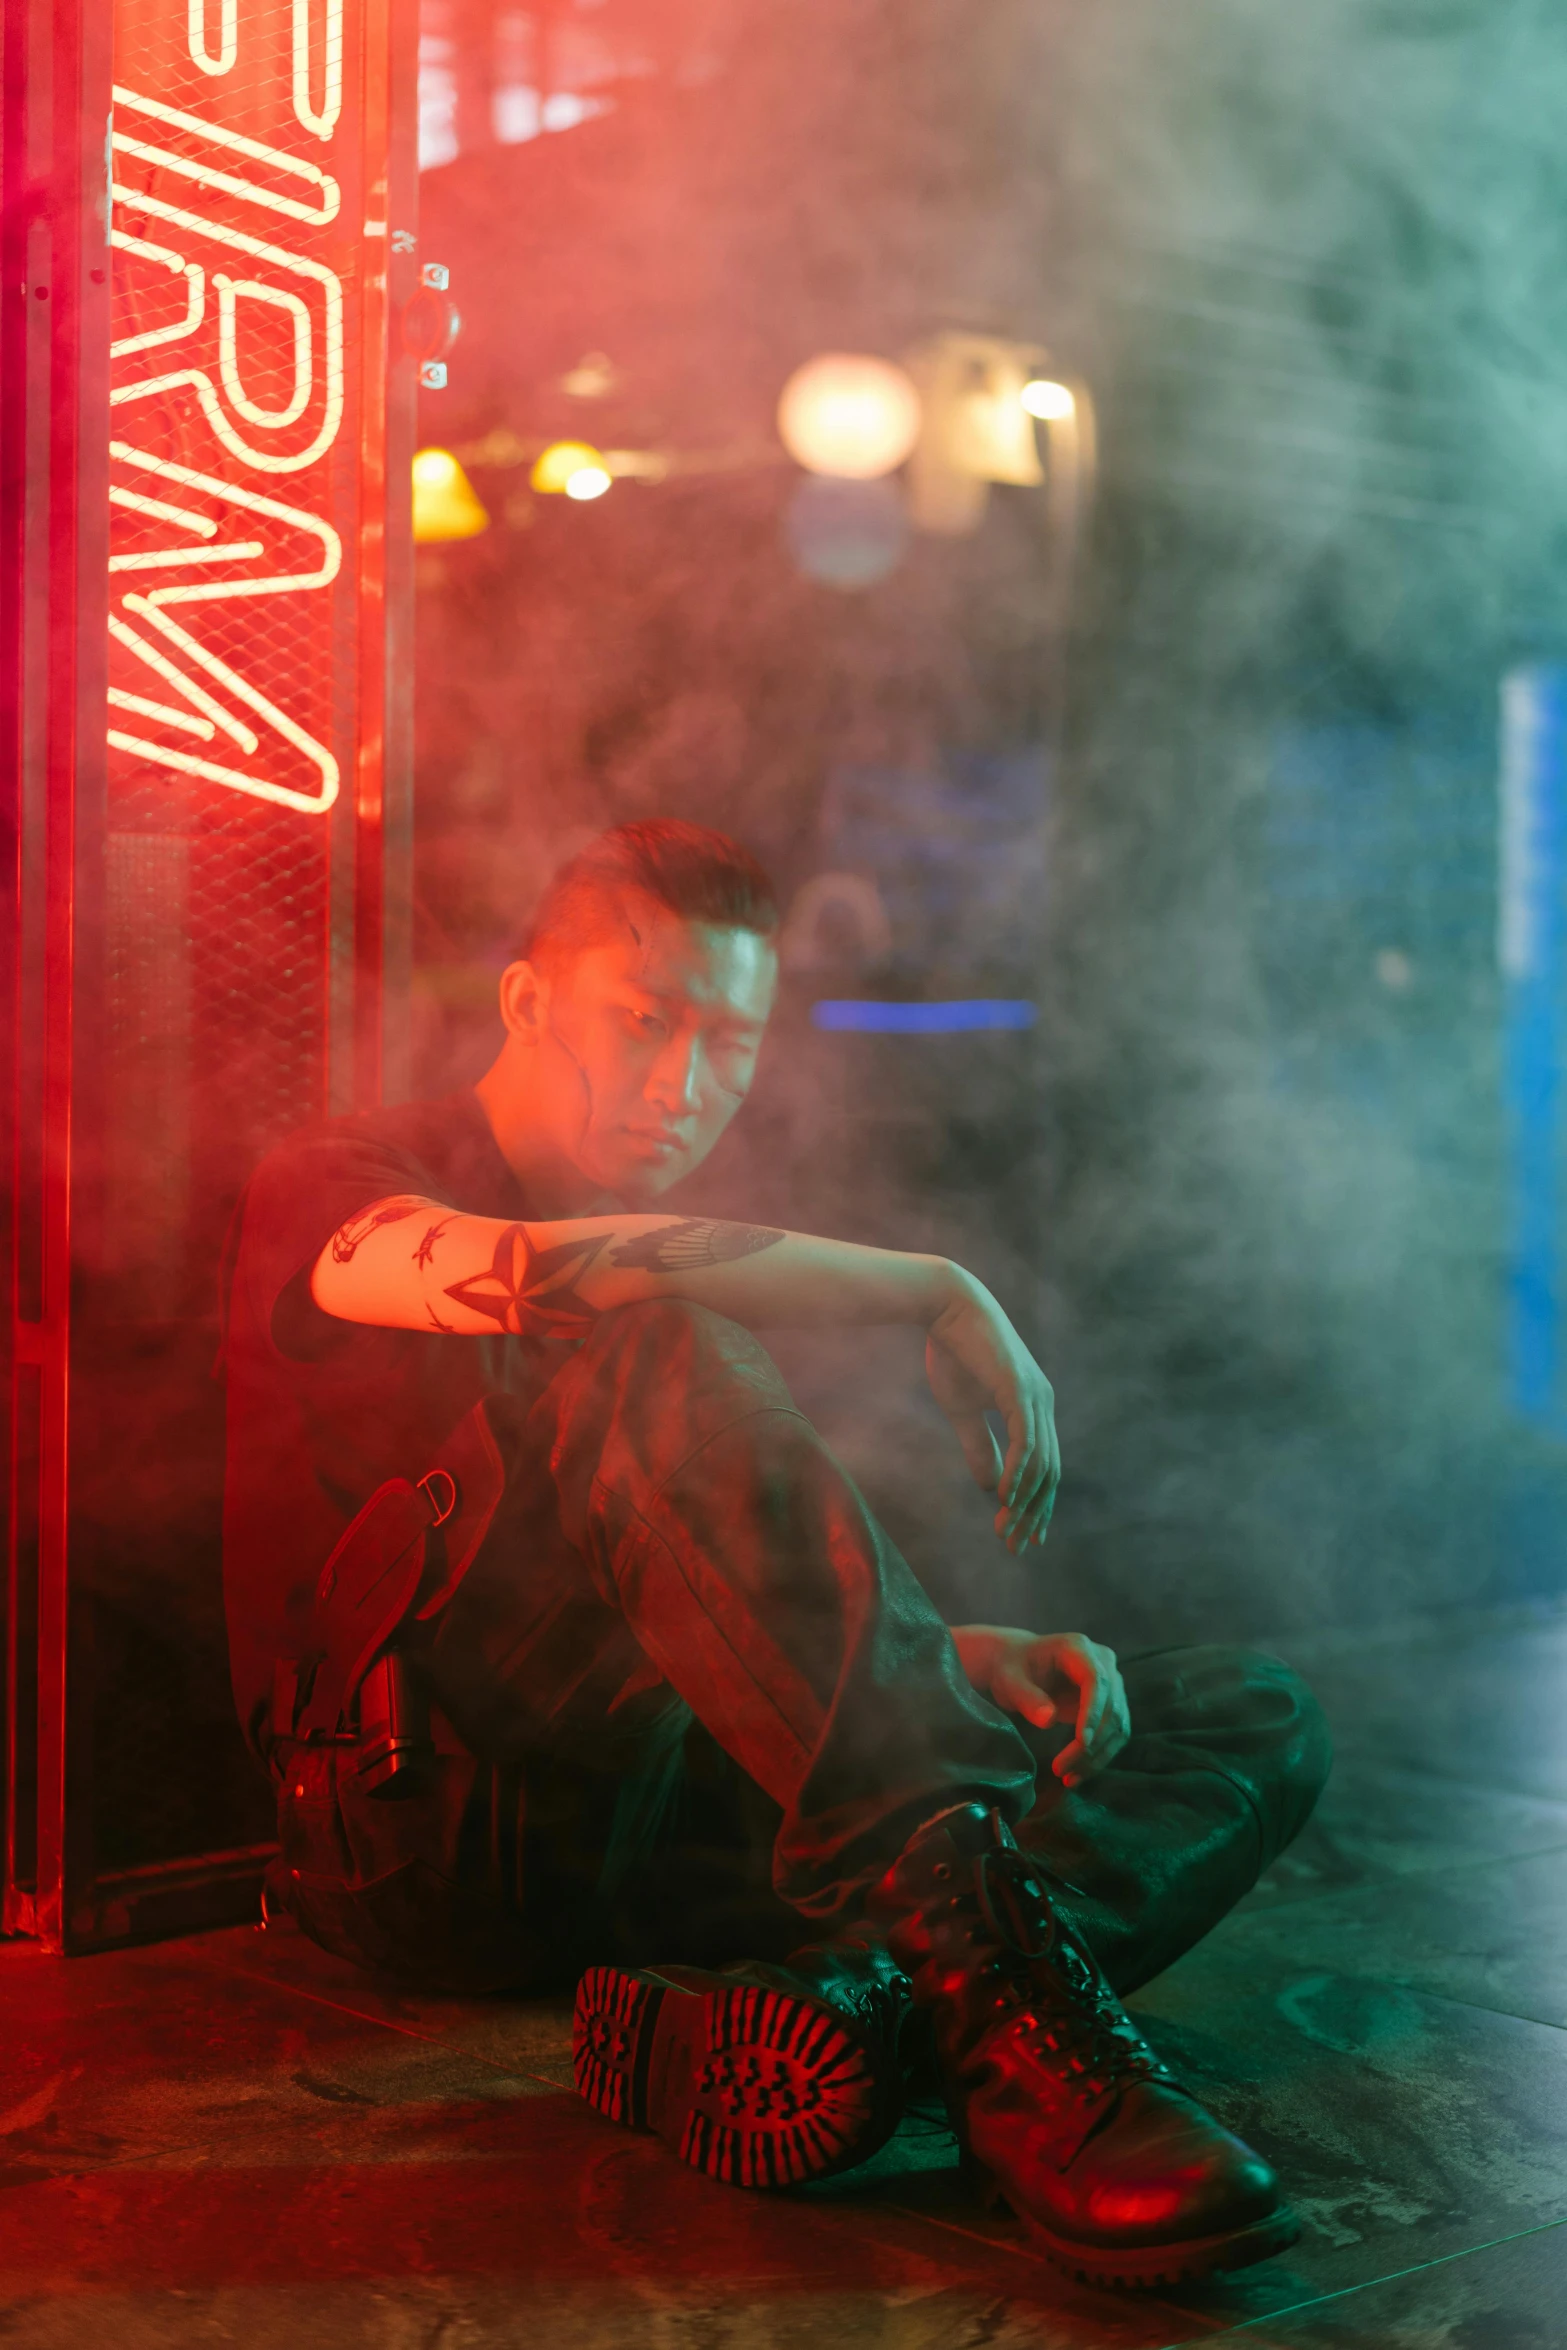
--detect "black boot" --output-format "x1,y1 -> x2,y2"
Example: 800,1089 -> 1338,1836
866,1803 -> 1299,2289
573,1935 -> 910,2189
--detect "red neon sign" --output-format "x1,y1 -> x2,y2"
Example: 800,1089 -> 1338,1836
107,0 -> 392,817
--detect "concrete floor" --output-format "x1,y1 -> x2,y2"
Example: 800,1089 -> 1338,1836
3,1600 -> 1565,2347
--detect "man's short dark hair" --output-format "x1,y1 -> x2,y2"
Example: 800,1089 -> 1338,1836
522,820 -> 780,970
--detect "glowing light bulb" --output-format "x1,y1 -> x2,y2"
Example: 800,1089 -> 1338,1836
777,354 -> 922,481
564,464 -> 611,501
411,447 -> 489,541
531,439 -> 608,493
1020,378 -> 1075,421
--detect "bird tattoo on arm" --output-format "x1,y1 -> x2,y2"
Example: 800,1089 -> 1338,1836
330,1195 -> 429,1263
608,1219 -> 784,1271
414,1214 -> 458,1269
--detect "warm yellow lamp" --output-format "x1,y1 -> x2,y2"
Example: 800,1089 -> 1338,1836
904,334 -> 1045,533
1021,378 -> 1075,421
776,355 -> 922,480
411,447 -> 489,542
531,440 -> 612,498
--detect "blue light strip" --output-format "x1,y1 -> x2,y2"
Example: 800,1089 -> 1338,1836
811,999 -> 1038,1034
1500,667 -> 1567,1423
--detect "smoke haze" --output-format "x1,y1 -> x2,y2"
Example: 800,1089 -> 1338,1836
411,0 -> 1567,1647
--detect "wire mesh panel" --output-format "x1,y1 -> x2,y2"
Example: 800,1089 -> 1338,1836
0,0 -> 415,1943
107,1 -> 364,1184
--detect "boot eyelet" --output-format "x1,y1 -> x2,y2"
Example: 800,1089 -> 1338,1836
932,1863 -> 953,1882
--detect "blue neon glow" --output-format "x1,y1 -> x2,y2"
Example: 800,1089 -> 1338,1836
1500,667 -> 1567,1423
811,999 -> 1038,1034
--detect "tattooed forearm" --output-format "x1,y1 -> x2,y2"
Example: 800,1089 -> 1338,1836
609,1218 -> 785,1273
331,1195 -> 429,1263
317,1195 -> 950,1346
443,1222 -> 610,1338
414,1214 -> 457,1269
324,1200 -> 792,1343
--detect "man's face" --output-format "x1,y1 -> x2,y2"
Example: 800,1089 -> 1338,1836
516,897 -> 778,1201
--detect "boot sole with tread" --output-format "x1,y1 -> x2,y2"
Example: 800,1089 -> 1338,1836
573,1962 -> 889,2189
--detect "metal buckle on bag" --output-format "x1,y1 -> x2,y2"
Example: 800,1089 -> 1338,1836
417,1467 -> 458,1526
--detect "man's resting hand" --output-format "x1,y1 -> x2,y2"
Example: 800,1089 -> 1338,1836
950,1626 -> 1130,1788
926,1274 -> 1060,1552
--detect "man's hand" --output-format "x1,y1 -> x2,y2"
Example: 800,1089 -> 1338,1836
950,1625 -> 1130,1787
926,1277 -> 1060,1552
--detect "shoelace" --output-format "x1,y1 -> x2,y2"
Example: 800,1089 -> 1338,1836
974,1843 -> 1170,2093
1022,1969 -> 1170,2094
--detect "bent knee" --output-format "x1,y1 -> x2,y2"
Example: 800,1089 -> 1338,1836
1257,1649 -> 1331,1781
1128,1640 -> 1333,1821
1221,1646 -> 1334,1850
1201,1644 -> 1331,1770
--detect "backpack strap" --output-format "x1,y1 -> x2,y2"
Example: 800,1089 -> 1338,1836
280,1399 -> 506,1751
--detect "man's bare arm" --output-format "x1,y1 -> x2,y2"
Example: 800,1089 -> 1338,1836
310,1200 -> 1060,1550
314,1200 -> 940,1340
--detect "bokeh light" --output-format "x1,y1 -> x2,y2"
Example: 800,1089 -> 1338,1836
1020,377 -> 1075,421
531,439 -> 609,493
776,354 -> 922,481
411,447 -> 490,542
784,473 -> 908,588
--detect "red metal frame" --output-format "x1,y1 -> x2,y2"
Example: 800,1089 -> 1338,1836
3,0 -> 418,1950
1,0 -> 107,1946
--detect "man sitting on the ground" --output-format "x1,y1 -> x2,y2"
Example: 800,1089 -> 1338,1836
222,819 -> 1330,2292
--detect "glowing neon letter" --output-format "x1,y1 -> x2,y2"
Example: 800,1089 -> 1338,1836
106,58 -> 350,818
215,277 -> 313,429
111,87 -> 342,226
293,0 -> 344,141
188,0 -> 236,76
108,230 -> 205,361
107,186 -> 344,474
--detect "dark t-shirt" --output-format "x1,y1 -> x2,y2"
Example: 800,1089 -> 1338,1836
220,1088 -> 550,1756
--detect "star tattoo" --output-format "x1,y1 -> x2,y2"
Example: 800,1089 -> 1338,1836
443,1222 -> 610,1338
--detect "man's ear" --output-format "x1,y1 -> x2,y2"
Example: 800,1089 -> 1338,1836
498,958 -> 550,1044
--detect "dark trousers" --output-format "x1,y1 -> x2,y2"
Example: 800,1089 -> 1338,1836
274,1302 -> 1330,1995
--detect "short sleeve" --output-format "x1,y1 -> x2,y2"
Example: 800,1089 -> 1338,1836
232,1124 -> 459,1365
